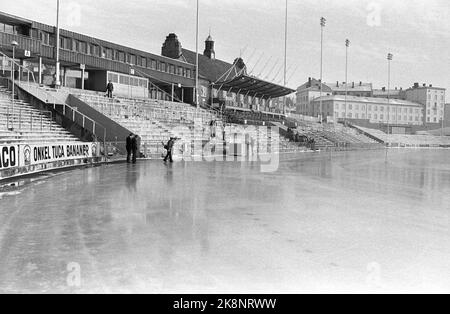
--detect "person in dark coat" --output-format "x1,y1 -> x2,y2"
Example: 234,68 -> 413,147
126,133 -> 134,163
163,137 -> 176,163
106,80 -> 114,98
131,135 -> 138,163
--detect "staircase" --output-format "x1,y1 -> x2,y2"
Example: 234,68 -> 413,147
0,85 -> 80,144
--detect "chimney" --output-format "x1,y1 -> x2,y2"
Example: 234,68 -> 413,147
395,87 -> 398,90
161,33 -> 183,59
423,83 -> 426,87
414,83 -> 419,88
382,87 -> 386,92
430,84 -> 433,88
308,77 -> 312,87
359,81 -> 362,86
352,82 -> 355,88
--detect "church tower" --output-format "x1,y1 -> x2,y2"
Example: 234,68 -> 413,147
203,33 -> 215,60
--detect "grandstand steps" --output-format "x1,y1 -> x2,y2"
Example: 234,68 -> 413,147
0,86 -> 86,146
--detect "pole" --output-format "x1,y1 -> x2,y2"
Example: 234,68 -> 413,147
283,0 -> 288,115
386,53 -> 393,159
320,17 -> 326,122
12,45 -> 15,117
195,0 -> 199,109
55,0 -> 61,87
345,39 -> 350,124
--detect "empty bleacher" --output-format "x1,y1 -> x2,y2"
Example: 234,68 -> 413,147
0,85 -> 80,144
356,126 -> 450,147
288,116 -> 382,150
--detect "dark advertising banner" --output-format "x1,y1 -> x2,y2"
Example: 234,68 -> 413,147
0,145 -> 19,170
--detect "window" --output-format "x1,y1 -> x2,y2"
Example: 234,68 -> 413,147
169,64 -> 175,74
72,39 -> 79,52
161,63 -> 167,72
141,57 -> 147,68
107,73 -> 119,83
106,48 -> 113,59
119,75 -> 130,85
151,59 -> 157,69
119,52 -> 125,62
186,69 -> 191,78
79,41 -> 87,54
130,55 -> 136,65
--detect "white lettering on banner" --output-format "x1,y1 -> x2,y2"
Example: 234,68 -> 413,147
0,145 -> 18,170
19,142 -> 98,167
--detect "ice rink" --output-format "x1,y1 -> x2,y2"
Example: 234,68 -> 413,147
0,149 -> 449,294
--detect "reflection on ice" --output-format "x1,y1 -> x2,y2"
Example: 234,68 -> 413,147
0,149 -> 449,293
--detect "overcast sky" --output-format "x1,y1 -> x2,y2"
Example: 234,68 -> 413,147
3,0 -> 449,100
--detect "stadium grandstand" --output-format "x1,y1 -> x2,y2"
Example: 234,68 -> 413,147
0,9 -> 415,181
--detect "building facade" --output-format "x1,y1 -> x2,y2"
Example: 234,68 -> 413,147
0,11 -> 196,101
405,83 -> 446,125
311,95 -> 424,126
296,78 -> 373,116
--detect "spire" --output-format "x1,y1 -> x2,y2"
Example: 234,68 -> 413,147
204,30 -> 215,59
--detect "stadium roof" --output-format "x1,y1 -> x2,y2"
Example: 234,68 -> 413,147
213,75 -> 296,99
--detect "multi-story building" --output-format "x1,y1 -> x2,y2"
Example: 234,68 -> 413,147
405,83 -> 446,125
373,87 -> 406,100
296,77 -> 372,116
311,95 -> 423,126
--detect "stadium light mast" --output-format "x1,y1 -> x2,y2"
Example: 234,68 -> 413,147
386,52 -> 393,158
55,0 -> 61,88
345,39 -> 350,124
283,0 -> 288,115
195,0 -> 199,109
387,53 -> 393,134
319,17 -> 326,122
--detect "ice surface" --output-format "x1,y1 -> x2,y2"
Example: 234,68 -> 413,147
0,149 -> 449,293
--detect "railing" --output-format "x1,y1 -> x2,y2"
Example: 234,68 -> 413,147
1,106 -> 54,132
15,82 -> 107,146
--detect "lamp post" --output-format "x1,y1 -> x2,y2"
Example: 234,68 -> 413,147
319,17 -> 326,122
11,40 -> 19,116
345,39 -> 350,124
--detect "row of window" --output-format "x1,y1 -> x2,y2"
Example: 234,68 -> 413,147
107,72 -> 148,88
335,112 -> 420,122
316,103 -> 421,114
0,23 -> 19,35
33,29 -> 193,79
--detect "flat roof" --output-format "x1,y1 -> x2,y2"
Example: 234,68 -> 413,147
0,11 -> 32,26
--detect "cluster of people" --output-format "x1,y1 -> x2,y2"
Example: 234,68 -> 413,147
286,128 -> 316,150
126,133 -> 139,163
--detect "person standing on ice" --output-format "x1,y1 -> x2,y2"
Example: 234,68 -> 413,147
126,133 -> 134,163
131,135 -> 138,164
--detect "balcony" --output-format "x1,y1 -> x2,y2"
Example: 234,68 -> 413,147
0,31 -> 42,55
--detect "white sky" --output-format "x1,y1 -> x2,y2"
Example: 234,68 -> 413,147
3,0 -> 449,100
